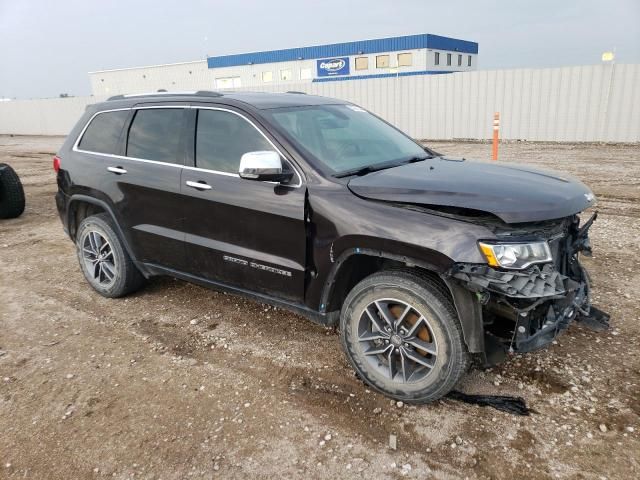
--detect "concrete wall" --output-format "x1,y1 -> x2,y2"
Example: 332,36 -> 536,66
1,64 -> 638,142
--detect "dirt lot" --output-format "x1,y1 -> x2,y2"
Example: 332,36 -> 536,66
1,136 -> 638,480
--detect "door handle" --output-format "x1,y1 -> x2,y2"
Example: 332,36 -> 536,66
186,180 -> 212,191
107,166 -> 127,175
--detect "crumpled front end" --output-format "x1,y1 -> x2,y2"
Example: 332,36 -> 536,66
450,213 -> 609,362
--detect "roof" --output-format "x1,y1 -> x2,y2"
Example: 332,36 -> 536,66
207,33 -> 478,69
102,91 -> 346,110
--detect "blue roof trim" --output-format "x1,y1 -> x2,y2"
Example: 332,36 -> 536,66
207,34 -> 477,68
312,70 -> 455,83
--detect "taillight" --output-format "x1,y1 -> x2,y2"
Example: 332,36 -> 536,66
53,155 -> 61,173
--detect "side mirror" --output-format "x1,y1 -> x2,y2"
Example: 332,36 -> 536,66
239,151 -> 293,183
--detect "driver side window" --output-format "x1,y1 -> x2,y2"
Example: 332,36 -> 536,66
195,109 -> 276,174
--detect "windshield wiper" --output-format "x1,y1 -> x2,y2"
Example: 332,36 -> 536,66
333,154 -> 432,178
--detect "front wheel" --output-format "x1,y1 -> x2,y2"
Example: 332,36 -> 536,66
340,270 -> 470,403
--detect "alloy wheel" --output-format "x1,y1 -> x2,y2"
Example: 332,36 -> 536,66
358,298 -> 438,383
82,230 -> 116,286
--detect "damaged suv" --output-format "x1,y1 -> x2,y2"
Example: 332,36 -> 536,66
55,91 -> 608,403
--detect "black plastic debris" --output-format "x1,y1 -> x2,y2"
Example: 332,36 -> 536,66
447,390 -> 536,416
577,306 -> 610,332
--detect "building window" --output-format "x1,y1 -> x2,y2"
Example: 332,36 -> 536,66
468,55 -> 472,67
280,69 -> 292,81
376,55 -> 390,69
355,57 -> 368,70
434,52 -> 440,65
397,53 -> 413,67
446,53 -> 452,66
300,67 -> 312,80
262,71 -> 273,82
458,54 -> 462,66
215,77 -> 241,89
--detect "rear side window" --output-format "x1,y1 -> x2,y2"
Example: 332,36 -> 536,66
78,110 -> 129,154
195,109 -> 274,173
126,108 -> 184,163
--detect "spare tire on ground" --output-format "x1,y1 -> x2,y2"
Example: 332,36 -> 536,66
0,163 -> 26,219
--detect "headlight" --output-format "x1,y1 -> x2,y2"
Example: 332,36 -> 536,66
478,241 -> 552,269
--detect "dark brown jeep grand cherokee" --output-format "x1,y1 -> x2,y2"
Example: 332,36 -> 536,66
55,91 -> 608,403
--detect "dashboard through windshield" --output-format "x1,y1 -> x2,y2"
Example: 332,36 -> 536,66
266,104 -> 428,175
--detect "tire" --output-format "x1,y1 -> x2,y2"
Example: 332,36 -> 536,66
75,213 -> 145,298
340,270 -> 470,403
0,163 -> 26,219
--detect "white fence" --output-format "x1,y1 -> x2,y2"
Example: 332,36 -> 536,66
1,64 -> 638,142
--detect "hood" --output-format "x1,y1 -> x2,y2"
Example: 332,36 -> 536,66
347,157 -> 595,223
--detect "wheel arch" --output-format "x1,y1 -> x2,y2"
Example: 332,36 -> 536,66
321,247 -> 484,354
67,195 -> 149,277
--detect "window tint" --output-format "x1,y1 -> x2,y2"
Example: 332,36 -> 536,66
458,54 -> 462,66
196,109 -> 275,174
468,55 -> 472,67
447,53 -> 452,66
434,52 -> 440,65
78,110 -> 129,154
126,109 -> 184,163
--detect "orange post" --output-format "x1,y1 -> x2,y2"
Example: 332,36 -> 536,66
492,112 -> 500,161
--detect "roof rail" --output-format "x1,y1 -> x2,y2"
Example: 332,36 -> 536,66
286,91 -> 307,94
107,90 -> 223,101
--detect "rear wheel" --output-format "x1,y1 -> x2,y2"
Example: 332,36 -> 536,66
0,163 -> 26,219
76,213 -> 145,297
340,270 -> 470,403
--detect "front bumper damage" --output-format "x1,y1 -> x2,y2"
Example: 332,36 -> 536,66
450,213 -> 610,363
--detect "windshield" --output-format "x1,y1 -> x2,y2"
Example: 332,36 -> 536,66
266,104 -> 428,175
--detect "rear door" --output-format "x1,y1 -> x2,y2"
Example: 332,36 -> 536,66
75,106 -> 188,271
180,106 -> 307,302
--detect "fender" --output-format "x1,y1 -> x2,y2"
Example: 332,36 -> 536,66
66,194 -> 151,277
320,247 -> 485,354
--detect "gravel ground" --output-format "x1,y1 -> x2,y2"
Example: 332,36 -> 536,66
1,136 -> 638,480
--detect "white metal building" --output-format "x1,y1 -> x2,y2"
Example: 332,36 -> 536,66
89,33 -> 478,96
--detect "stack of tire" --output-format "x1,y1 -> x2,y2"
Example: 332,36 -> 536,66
0,163 -> 25,219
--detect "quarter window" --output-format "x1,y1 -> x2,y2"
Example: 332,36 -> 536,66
434,52 -> 440,65
397,53 -> 412,67
376,55 -> 390,69
195,109 -> 275,174
126,109 -> 184,164
78,110 -> 129,154
355,57 -> 368,70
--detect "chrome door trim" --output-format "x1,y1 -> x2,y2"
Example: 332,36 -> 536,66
72,105 -> 305,188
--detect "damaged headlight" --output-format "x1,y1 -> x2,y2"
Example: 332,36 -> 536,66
478,241 -> 552,269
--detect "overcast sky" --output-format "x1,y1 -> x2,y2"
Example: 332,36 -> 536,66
1,0 -> 639,99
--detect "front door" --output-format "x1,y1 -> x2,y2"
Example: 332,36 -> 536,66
181,107 -> 306,302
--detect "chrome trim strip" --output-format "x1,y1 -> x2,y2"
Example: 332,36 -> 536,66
72,105 -> 304,188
